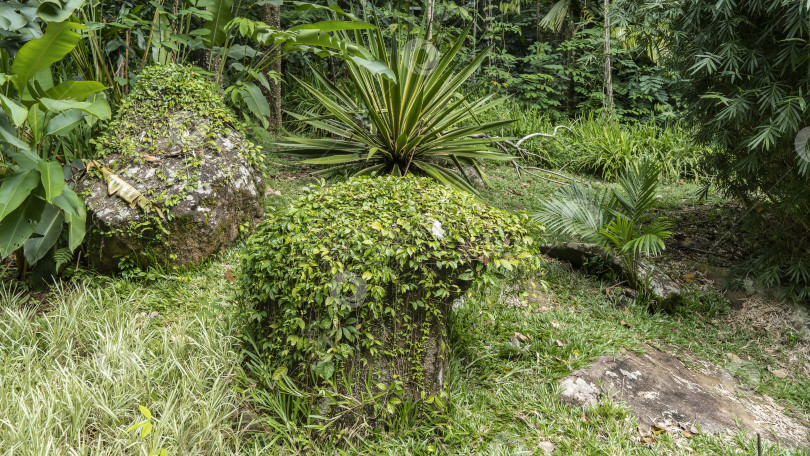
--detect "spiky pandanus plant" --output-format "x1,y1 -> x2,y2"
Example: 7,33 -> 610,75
277,28 -> 514,194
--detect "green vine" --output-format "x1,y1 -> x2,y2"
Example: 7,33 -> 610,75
239,176 -> 544,394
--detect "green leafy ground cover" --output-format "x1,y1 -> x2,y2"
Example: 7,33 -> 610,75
0,156 -> 807,455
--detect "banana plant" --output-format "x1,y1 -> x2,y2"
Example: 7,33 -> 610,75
0,18 -> 110,275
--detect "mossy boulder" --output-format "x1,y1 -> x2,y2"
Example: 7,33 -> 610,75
239,176 -> 543,426
78,64 -> 264,271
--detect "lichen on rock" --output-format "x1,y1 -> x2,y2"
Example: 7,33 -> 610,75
79,64 -> 265,271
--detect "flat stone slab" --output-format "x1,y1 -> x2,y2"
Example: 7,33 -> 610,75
560,345 -> 809,448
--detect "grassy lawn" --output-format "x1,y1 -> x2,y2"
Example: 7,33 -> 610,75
0,156 -> 807,455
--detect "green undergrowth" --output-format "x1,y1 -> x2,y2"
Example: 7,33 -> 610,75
0,155 -> 806,454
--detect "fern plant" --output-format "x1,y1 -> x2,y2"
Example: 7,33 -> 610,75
535,156 -> 672,275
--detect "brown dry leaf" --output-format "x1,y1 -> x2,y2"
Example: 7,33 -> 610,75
225,269 -> 236,283
143,154 -> 160,162
771,368 -> 789,379
684,273 -> 695,283
538,441 -> 555,453
620,320 -> 632,328
623,307 -> 629,315
551,321 -> 561,328
555,339 -> 564,347
513,332 -> 531,343
726,353 -> 742,362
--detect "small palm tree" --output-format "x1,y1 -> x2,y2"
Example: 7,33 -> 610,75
276,28 -> 514,194
535,156 -> 672,275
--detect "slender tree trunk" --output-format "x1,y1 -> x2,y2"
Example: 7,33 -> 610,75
261,4 -> 283,131
565,22 -> 575,115
603,0 -> 614,117
425,0 -> 435,39
536,0 -> 542,43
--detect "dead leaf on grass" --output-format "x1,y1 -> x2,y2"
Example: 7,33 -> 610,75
538,441 -> 555,453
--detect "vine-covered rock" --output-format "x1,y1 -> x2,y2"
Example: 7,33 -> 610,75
78,64 -> 264,271
239,176 -> 542,425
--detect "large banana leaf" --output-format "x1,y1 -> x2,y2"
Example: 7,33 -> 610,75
202,0 -> 234,47
11,21 -> 82,91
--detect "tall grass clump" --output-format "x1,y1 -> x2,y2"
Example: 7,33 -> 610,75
558,115 -> 707,181
0,281 -> 251,455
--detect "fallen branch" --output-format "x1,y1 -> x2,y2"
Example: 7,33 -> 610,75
514,125 -> 573,148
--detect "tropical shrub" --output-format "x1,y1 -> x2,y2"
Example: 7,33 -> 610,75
553,115 -> 705,181
239,176 -> 542,422
0,17 -> 111,280
668,0 -> 810,299
277,28 -> 515,194
535,156 -> 671,275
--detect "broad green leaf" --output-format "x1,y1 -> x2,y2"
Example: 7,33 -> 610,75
23,203 -> 63,264
0,116 -> 29,150
0,202 -> 37,258
40,97 -> 110,120
0,169 -> 40,221
0,94 -> 28,127
36,0 -> 86,22
11,21 -> 83,91
44,109 -> 85,137
6,148 -> 41,170
138,405 -> 152,420
202,0 -> 233,46
83,95 -> 111,120
37,160 -> 64,202
64,210 -> 85,251
0,192 -> 44,259
0,5 -> 28,32
39,97 -> 91,113
236,82 -> 271,122
27,103 -> 46,145
53,186 -> 83,218
45,80 -> 105,100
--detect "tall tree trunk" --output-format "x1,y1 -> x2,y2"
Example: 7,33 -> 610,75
425,0 -> 435,39
603,0 -> 614,117
261,4 -> 283,132
536,0 -> 542,43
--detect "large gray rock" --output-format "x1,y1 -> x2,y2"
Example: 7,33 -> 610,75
78,118 -> 264,271
559,345 -> 809,448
